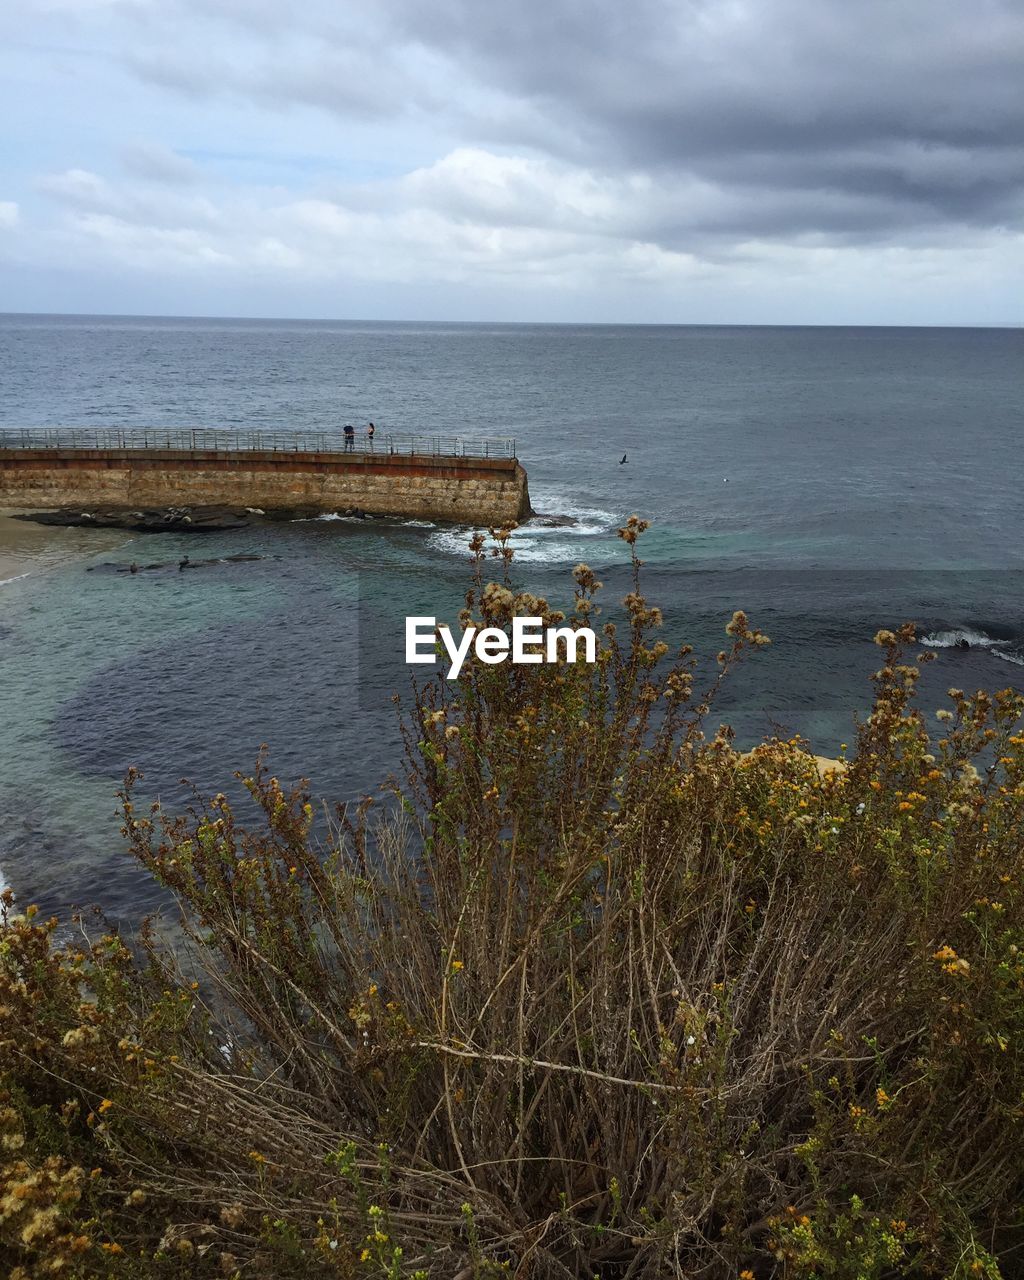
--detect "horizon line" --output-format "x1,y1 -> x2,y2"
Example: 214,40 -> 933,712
0,309 -> 1021,331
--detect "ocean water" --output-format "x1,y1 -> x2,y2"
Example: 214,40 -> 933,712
1,315 -> 1022,920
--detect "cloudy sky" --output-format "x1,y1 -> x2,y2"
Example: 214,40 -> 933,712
1,0 -> 1022,323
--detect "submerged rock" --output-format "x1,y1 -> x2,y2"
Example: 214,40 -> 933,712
87,552 -> 270,574
529,513 -> 579,528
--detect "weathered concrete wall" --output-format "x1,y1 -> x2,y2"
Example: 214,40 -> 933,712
0,448 -> 532,525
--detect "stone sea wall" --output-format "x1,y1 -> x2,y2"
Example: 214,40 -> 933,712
0,448 -> 532,525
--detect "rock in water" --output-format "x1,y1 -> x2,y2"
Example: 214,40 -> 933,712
14,506 -> 252,532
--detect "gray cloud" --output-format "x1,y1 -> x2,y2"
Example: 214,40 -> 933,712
123,0 -> 437,122
120,141 -> 199,184
107,0 -> 1024,249
378,0 -> 1024,238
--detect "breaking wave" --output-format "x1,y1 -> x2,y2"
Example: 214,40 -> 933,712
921,627 -> 1024,667
427,494 -> 621,566
922,627 -> 1003,650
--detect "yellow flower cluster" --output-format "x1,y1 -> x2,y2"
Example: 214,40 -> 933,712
0,1149 -> 89,1266
934,945 -> 971,976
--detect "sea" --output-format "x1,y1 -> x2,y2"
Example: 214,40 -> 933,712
1,314 -> 1022,922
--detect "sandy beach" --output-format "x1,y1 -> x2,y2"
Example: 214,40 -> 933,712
0,510 -> 128,587
0,510 -> 56,584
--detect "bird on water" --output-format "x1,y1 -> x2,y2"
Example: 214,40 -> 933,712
620,454 -> 628,464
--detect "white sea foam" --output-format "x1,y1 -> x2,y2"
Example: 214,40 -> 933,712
427,526 -> 615,566
0,572 -> 30,588
290,511 -> 362,523
425,491 -> 622,565
921,627 -> 1024,665
922,627 -> 1002,650
509,538 -> 606,565
520,514 -> 611,538
527,488 -> 621,536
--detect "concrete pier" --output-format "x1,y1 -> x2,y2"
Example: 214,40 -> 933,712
0,428 -> 532,526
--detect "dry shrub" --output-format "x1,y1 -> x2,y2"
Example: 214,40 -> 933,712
2,520 -> 1023,1278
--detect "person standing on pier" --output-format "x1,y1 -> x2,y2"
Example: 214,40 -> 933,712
367,422 -> 376,450
343,423 -> 355,452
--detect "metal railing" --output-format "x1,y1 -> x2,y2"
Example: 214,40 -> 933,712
0,426 -> 517,460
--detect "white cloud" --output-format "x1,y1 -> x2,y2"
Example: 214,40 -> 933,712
401,149 -> 624,229
38,167 -> 224,234
17,147 -> 1020,318
24,151 -> 705,289
68,213 -> 235,268
38,169 -> 115,211
0,202 -> 19,230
